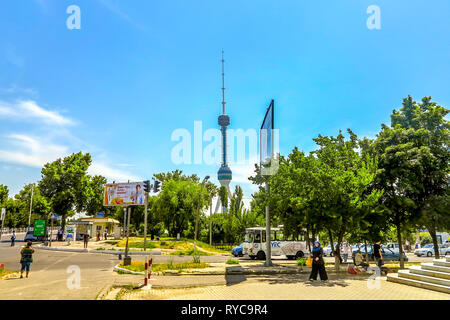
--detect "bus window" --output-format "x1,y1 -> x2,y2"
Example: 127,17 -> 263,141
262,232 -> 266,243
245,233 -> 254,243
255,232 -> 261,243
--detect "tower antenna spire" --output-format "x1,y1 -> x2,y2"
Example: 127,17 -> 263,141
221,50 -> 226,115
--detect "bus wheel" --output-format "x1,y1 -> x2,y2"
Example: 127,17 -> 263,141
257,251 -> 266,260
295,251 -> 304,259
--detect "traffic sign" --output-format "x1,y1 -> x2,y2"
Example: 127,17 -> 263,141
33,220 -> 46,236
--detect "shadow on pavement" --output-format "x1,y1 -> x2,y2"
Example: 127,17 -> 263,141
248,274 -> 354,287
225,266 -> 247,286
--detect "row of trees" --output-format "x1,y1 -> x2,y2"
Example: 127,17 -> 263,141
250,95 -> 449,269
1,95 -> 447,265
0,161 -> 262,245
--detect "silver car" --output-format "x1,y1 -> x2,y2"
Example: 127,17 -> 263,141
414,244 -> 447,257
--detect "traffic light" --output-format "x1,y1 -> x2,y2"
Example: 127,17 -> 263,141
143,180 -> 151,193
153,180 -> 161,193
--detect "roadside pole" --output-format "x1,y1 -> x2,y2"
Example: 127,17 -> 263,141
265,183 -> 272,267
143,191 -> 149,286
0,208 -> 5,241
27,184 -> 34,231
209,198 -> 212,246
124,206 -> 131,265
49,215 -> 54,247
123,207 -> 127,238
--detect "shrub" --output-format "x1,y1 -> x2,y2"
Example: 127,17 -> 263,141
297,258 -> 307,266
226,259 -> 239,265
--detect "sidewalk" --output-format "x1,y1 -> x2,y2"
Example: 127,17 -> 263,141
115,274 -> 450,300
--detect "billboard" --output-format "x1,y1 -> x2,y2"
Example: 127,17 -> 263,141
104,182 -> 147,206
260,100 -> 274,166
33,220 -> 46,236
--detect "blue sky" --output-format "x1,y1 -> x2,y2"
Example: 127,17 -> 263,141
0,0 -> 449,197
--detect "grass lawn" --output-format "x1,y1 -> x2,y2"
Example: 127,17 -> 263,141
118,260 -> 209,273
115,238 -> 228,254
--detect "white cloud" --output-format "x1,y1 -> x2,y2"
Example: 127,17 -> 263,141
0,134 -> 141,184
89,162 -> 141,182
0,100 -> 74,126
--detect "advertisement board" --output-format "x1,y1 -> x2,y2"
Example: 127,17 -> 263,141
103,182 -> 147,206
33,220 -> 46,236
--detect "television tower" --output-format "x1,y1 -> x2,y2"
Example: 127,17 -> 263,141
215,51 -> 232,213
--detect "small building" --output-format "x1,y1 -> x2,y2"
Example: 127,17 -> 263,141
80,217 -> 121,240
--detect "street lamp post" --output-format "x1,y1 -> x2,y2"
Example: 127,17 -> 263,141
27,184 -> 35,231
193,176 -> 209,252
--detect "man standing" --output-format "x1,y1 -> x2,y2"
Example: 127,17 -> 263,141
104,228 -> 108,240
373,241 -> 383,270
20,241 -> 35,278
11,230 -> 16,246
83,232 -> 89,249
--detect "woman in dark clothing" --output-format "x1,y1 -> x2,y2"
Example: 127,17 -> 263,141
309,240 -> 328,282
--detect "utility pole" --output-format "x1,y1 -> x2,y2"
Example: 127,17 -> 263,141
124,206 -> 131,265
143,192 -> 148,251
27,184 -> 34,231
123,207 -> 127,238
194,176 -> 209,252
264,184 -> 272,267
0,208 -> 5,241
209,198 -> 213,246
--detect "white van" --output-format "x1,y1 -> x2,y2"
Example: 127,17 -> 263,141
242,227 -> 309,260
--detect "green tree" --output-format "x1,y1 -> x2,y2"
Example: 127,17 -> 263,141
84,175 -> 108,216
375,96 -> 449,262
39,152 -> 92,229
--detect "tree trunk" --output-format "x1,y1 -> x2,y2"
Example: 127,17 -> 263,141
428,224 -> 440,259
364,240 -> 370,264
335,233 -> 343,272
61,214 -> 66,230
311,226 -> 316,246
305,225 -> 311,252
395,217 -> 405,269
327,229 -> 334,254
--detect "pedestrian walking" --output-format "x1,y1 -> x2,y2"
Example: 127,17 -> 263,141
104,228 -> 107,240
83,232 -> 89,249
373,240 -> 383,270
57,228 -> 63,241
309,240 -> 328,282
20,241 -> 35,278
96,230 -> 100,241
11,230 -> 16,247
405,239 -> 410,252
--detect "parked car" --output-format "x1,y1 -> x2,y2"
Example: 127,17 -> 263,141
444,240 -> 450,248
383,242 -> 402,253
414,244 -> 447,257
24,230 -> 44,242
231,244 -> 243,257
323,244 -> 336,256
441,247 -> 450,255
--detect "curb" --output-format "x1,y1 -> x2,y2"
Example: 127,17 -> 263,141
34,245 -> 161,256
1,272 -> 20,280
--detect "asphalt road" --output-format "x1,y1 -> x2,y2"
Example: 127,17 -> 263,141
0,242 -> 141,300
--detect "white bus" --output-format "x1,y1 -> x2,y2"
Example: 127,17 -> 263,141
242,227 -> 309,260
